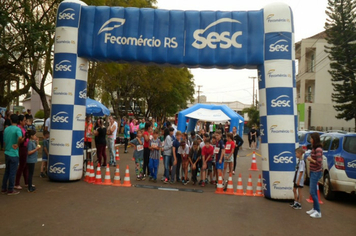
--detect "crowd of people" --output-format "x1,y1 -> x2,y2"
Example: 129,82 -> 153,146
1,110 -> 47,195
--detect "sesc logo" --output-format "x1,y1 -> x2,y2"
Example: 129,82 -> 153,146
76,138 -> 84,149
72,164 -> 83,172
58,8 -> 75,20
192,18 -> 243,49
55,60 -> 72,72
269,39 -> 289,52
79,88 -> 87,99
273,181 -> 292,190
98,18 -> 126,35
347,160 -> 356,168
49,162 -> 66,174
52,111 -> 69,123
273,151 -> 293,164
271,95 -> 291,108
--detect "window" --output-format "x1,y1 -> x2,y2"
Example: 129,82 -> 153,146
330,138 -> 339,151
307,86 -> 312,102
343,136 -> 356,154
322,136 -> 332,151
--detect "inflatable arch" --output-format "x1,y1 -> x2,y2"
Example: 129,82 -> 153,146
50,0 -> 297,199
177,104 -> 244,137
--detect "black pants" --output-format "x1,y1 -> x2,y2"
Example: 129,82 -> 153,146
27,163 -> 35,191
143,147 -> 150,175
124,138 -> 129,151
191,162 -> 198,182
0,130 -> 3,148
233,147 -> 239,171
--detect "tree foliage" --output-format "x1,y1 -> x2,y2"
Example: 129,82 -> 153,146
325,0 -> 356,129
242,104 -> 259,128
0,0 -> 60,117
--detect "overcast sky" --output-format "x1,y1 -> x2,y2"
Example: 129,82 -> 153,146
156,0 -> 329,104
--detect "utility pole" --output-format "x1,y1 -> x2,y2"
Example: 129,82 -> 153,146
249,76 -> 256,107
197,85 -> 203,103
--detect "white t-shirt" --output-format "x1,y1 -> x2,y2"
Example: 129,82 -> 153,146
209,124 -> 213,132
295,159 -> 305,186
178,144 -> 190,155
108,121 -> 118,139
45,117 -> 51,132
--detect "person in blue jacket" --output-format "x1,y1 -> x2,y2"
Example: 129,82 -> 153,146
124,117 -> 130,153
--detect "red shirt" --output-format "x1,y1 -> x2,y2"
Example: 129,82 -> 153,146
225,141 -> 235,154
143,131 -> 150,148
202,145 -> 214,161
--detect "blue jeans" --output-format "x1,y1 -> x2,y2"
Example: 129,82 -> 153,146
310,171 -> 322,213
164,155 -> 172,179
149,159 -> 159,180
107,137 -> 115,164
2,154 -> 19,192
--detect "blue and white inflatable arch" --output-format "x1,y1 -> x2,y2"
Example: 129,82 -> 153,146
51,0 -> 297,199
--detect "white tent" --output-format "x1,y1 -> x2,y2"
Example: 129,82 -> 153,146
185,108 -> 231,122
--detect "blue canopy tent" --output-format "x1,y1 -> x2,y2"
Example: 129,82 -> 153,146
177,104 -> 244,137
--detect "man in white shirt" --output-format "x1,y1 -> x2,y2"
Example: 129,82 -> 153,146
107,116 -> 118,166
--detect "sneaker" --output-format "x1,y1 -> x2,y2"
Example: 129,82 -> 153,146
232,171 -> 235,175
153,179 -> 157,183
40,173 -> 46,178
210,180 -> 216,185
293,203 -> 302,210
289,202 -> 295,207
136,176 -> 142,181
113,163 -> 117,167
169,181 -> 174,184
1,189 -> 7,195
192,181 -> 196,185
205,179 -> 209,184
7,190 -> 20,195
306,209 -> 316,215
186,178 -> 190,184
163,178 -> 169,184
28,187 -> 36,193
149,176 -> 153,181
124,150 -> 128,153
198,180 -> 203,186
310,211 -> 322,218
161,176 -> 166,182
201,182 -> 205,187
177,178 -> 181,183
141,175 -> 146,181
181,179 -> 185,185
14,185 -> 22,190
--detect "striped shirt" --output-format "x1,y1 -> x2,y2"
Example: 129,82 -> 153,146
149,138 -> 161,160
309,147 -> 323,172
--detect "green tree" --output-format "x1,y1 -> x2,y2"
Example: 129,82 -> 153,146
242,104 -> 260,128
0,0 -> 60,118
325,0 -> 356,129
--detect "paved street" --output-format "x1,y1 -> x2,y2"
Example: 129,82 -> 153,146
0,138 -> 355,236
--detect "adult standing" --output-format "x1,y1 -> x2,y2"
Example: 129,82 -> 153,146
143,122 -> 152,177
232,126 -> 244,175
306,132 -> 323,218
152,118 -> 158,130
1,114 -> 23,195
14,115 -> 29,190
256,127 -> 260,150
0,113 -> 5,150
249,125 -> 257,150
44,110 -> 51,132
107,116 -> 118,166
129,118 -> 135,140
123,117 -> 130,153
4,110 -> 12,128
94,118 -> 107,167
209,122 -> 214,137
84,116 -> 93,161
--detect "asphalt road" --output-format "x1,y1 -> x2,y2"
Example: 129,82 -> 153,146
0,138 -> 355,236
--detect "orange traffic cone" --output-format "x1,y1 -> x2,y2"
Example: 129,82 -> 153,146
102,164 -> 112,186
234,173 -> 245,196
84,161 -> 91,182
306,183 -> 324,204
88,161 -> 95,184
160,155 -> 163,160
254,174 -> 264,197
112,165 -> 122,187
245,174 -> 254,196
249,151 -> 259,171
122,165 -> 132,187
225,172 -> 234,195
215,173 -> 224,194
115,146 -> 120,161
93,163 -> 102,185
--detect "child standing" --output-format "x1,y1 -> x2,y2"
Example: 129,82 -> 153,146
149,130 -> 161,182
162,127 -> 174,183
40,130 -> 49,178
178,140 -> 190,185
223,133 -> 235,180
124,118 -> 130,153
172,131 -> 182,183
27,130 -> 41,192
290,147 -> 305,209
215,131 -> 225,182
201,139 -> 214,187
130,130 -> 145,180
188,140 -> 201,185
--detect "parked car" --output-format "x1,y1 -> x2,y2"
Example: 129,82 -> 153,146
33,119 -> 44,132
304,132 -> 356,200
298,130 -> 324,150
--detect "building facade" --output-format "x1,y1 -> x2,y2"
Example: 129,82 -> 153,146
296,32 -> 354,131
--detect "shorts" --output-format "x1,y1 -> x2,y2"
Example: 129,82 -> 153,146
42,156 -> 48,162
216,161 -> 224,170
293,183 -> 303,188
84,141 -> 92,149
224,153 -> 233,163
